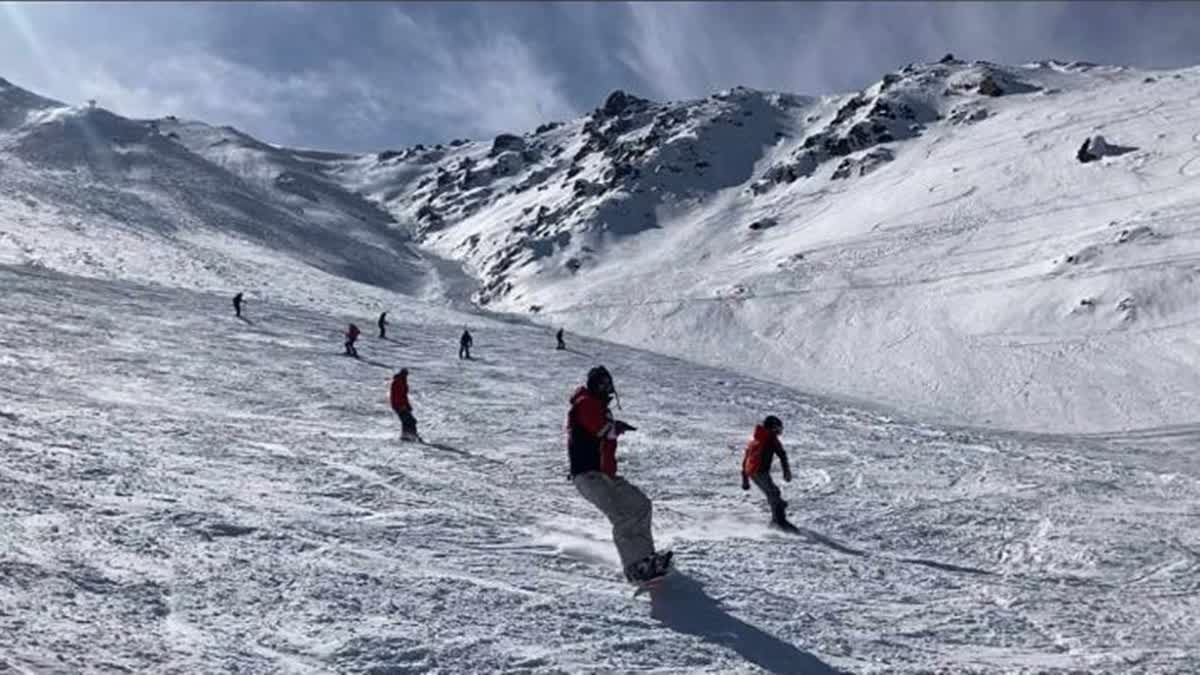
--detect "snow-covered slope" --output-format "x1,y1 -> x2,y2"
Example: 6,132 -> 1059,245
8,59 -> 1198,433
323,59 -> 1200,434
4,263 -> 1199,673
0,77 -> 466,320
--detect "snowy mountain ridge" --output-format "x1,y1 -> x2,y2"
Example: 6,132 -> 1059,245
5,58 -> 1200,432
326,57 -> 1200,433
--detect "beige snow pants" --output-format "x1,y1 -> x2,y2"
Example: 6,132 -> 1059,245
573,471 -> 655,568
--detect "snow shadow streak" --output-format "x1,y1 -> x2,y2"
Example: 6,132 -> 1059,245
650,573 -> 844,675
792,527 -> 868,558
422,441 -> 503,466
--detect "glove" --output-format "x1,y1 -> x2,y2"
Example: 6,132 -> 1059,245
782,467 -> 793,483
615,420 -> 637,435
741,475 -> 750,491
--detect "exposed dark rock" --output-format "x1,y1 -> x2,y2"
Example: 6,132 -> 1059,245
979,76 -> 1004,97
748,217 -> 778,231
602,90 -> 651,117
832,95 -> 870,126
490,133 -> 525,156
831,147 -> 894,180
1077,135 -> 1137,163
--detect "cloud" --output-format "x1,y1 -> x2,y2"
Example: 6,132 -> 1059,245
5,1 -> 1200,152
378,8 -> 579,141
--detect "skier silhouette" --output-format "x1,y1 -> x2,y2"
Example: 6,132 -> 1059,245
345,323 -> 361,358
459,329 -> 473,360
741,415 -> 795,532
378,312 -> 388,339
556,328 -> 566,350
233,292 -> 244,318
390,368 -> 421,442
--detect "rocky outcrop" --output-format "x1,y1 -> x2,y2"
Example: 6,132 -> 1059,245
1077,135 -> 1137,163
831,148 -> 895,180
490,133 -> 525,156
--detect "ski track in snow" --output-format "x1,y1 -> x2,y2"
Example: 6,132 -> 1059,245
2,264 -> 1199,674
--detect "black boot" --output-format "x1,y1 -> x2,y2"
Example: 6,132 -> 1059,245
770,503 -> 797,532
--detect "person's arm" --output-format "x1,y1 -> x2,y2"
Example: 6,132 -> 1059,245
778,442 -> 792,482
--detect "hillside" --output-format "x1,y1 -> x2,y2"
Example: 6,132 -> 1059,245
320,58 -> 1200,434
0,77 -> 467,321
4,59 -> 1200,432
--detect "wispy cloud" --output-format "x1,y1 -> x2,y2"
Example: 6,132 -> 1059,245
380,8 -> 578,141
3,1 -> 1200,151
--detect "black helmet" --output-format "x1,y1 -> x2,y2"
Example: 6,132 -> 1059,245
586,365 -> 614,395
763,415 -> 783,433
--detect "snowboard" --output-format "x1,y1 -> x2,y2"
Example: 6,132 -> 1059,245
632,570 -> 673,598
631,551 -> 675,598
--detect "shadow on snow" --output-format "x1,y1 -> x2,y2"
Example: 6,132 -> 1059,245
649,572 -> 845,675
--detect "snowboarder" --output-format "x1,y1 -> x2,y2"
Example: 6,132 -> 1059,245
459,328 -> 473,360
233,292 -> 244,318
345,323 -> 361,358
390,368 -> 420,441
378,312 -> 388,339
741,415 -> 795,531
556,328 -> 566,350
566,365 -> 671,584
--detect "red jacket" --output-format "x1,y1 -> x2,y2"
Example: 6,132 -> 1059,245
390,375 -> 410,411
743,424 -> 787,477
348,324 -> 360,340
567,387 -> 618,477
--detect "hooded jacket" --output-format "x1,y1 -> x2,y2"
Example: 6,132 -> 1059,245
390,375 -> 410,411
567,386 -> 618,477
742,424 -> 788,477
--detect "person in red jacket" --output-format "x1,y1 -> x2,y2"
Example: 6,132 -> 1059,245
390,368 -> 420,442
345,323 -> 361,358
566,365 -> 672,584
741,415 -> 795,531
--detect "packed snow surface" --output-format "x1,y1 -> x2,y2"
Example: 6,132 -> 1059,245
3,265 -> 1200,673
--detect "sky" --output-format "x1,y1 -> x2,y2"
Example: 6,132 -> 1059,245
4,1 -> 1200,153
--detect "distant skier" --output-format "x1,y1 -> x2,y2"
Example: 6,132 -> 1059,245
390,368 -> 420,442
459,328 -> 473,360
345,323 -> 361,358
556,328 -> 566,351
566,365 -> 672,584
378,312 -> 388,339
741,415 -> 795,531
233,292 -> 244,318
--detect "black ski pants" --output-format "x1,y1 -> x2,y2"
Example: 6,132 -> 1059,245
751,471 -> 787,523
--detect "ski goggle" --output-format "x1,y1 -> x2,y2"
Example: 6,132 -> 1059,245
767,421 -> 784,434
